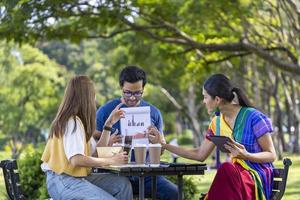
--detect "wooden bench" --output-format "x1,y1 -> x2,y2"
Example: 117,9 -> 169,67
0,159 -> 25,200
200,158 -> 292,200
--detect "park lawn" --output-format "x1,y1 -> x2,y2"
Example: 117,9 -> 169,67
0,170 -> 4,199
0,149 -> 299,200
0,151 -> 11,199
272,153 -> 300,200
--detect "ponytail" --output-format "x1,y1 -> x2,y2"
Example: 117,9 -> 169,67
204,74 -> 253,108
232,87 -> 252,107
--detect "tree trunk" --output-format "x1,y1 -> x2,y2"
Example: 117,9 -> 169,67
292,81 -> 300,153
160,85 -> 202,146
293,122 -> 300,153
276,74 -> 286,151
266,70 -> 284,157
184,83 -> 202,147
285,94 -> 293,152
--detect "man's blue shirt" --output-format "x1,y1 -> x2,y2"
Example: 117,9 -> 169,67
96,98 -> 164,134
96,98 -> 178,199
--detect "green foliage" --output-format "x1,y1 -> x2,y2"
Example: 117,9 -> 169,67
1,0 -> 298,74
0,0 -> 298,153
0,43 -> 66,157
178,130 -> 194,145
164,133 -> 176,144
37,39 -> 123,106
167,175 -> 200,200
18,144 -> 49,199
143,84 -> 178,133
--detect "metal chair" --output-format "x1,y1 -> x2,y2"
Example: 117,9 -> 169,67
0,159 -> 26,200
271,158 -> 292,200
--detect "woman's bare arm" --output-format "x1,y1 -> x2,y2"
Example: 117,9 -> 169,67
70,152 -> 128,167
247,133 -> 276,163
163,139 -> 215,162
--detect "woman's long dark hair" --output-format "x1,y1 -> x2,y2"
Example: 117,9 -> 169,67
203,74 -> 252,107
49,75 -> 96,142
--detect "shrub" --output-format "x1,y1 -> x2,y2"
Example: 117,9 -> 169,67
18,143 -> 49,200
167,175 -> 200,200
164,133 -> 175,143
178,130 -> 194,145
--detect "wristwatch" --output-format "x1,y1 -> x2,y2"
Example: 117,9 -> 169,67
103,125 -> 112,131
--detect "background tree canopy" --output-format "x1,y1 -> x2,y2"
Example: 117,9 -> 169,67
0,0 -> 299,74
0,43 -> 66,157
0,0 -> 299,157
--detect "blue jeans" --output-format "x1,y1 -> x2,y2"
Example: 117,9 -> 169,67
46,171 -> 132,200
129,176 -> 178,200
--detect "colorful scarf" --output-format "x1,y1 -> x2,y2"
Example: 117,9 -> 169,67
207,107 -> 274,200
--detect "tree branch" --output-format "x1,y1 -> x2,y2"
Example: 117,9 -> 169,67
206,52 -> 251,64
242,40 -> 300,74
121,18 -> 188,45
159,87 -> 183,110
110,16 -> 300,75
86,28 -> 141,39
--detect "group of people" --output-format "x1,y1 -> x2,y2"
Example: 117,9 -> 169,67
41,66 -> 276,200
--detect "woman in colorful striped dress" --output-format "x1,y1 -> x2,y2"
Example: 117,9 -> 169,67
148,74 -> 276,200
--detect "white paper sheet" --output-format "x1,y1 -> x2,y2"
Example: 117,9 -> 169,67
120,106 -> 151,146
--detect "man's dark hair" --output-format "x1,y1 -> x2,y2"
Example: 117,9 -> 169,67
119,65 -> 147,87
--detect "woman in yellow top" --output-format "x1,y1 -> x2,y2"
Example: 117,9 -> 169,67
41,75 -> 132,200
149,74 -> 276,200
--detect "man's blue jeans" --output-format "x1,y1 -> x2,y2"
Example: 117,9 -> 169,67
129,175 -> 178,200
46,171 -> 132,200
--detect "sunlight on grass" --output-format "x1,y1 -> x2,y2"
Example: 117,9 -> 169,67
273,154 -> 300,200
0,151 -> 11,199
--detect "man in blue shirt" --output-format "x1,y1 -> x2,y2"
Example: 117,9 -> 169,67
95,66 -> 178,200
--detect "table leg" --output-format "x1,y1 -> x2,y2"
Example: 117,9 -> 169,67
139,176 -> 145,200
151,176 -> 157,200
178,174 -> 183,200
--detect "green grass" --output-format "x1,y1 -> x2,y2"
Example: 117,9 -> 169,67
273,153 -> 300,200
0,150 -> 299,200
0,151 -> 11,199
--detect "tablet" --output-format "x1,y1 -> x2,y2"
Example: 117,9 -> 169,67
209,136 -> 231,153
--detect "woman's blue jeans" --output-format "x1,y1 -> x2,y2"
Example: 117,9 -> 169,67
46,171 -> 132,200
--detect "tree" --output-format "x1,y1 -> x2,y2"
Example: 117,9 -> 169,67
0,0 -> 299,75
0,43 -> 66,157
1,0 -> 299,151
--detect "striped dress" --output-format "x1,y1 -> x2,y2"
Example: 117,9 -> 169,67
207,107 -> 274,200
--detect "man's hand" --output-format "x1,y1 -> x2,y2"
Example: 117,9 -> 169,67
104,103 -> 125,127
108,129 -> 122,146
147,125 -> 165,145
93,130 -> 102,140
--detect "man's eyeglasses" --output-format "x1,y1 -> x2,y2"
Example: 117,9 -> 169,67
123,90 -> 143,97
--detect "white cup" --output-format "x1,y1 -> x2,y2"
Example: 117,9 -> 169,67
149,143 -> 161,167
134,144 -> 147,165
